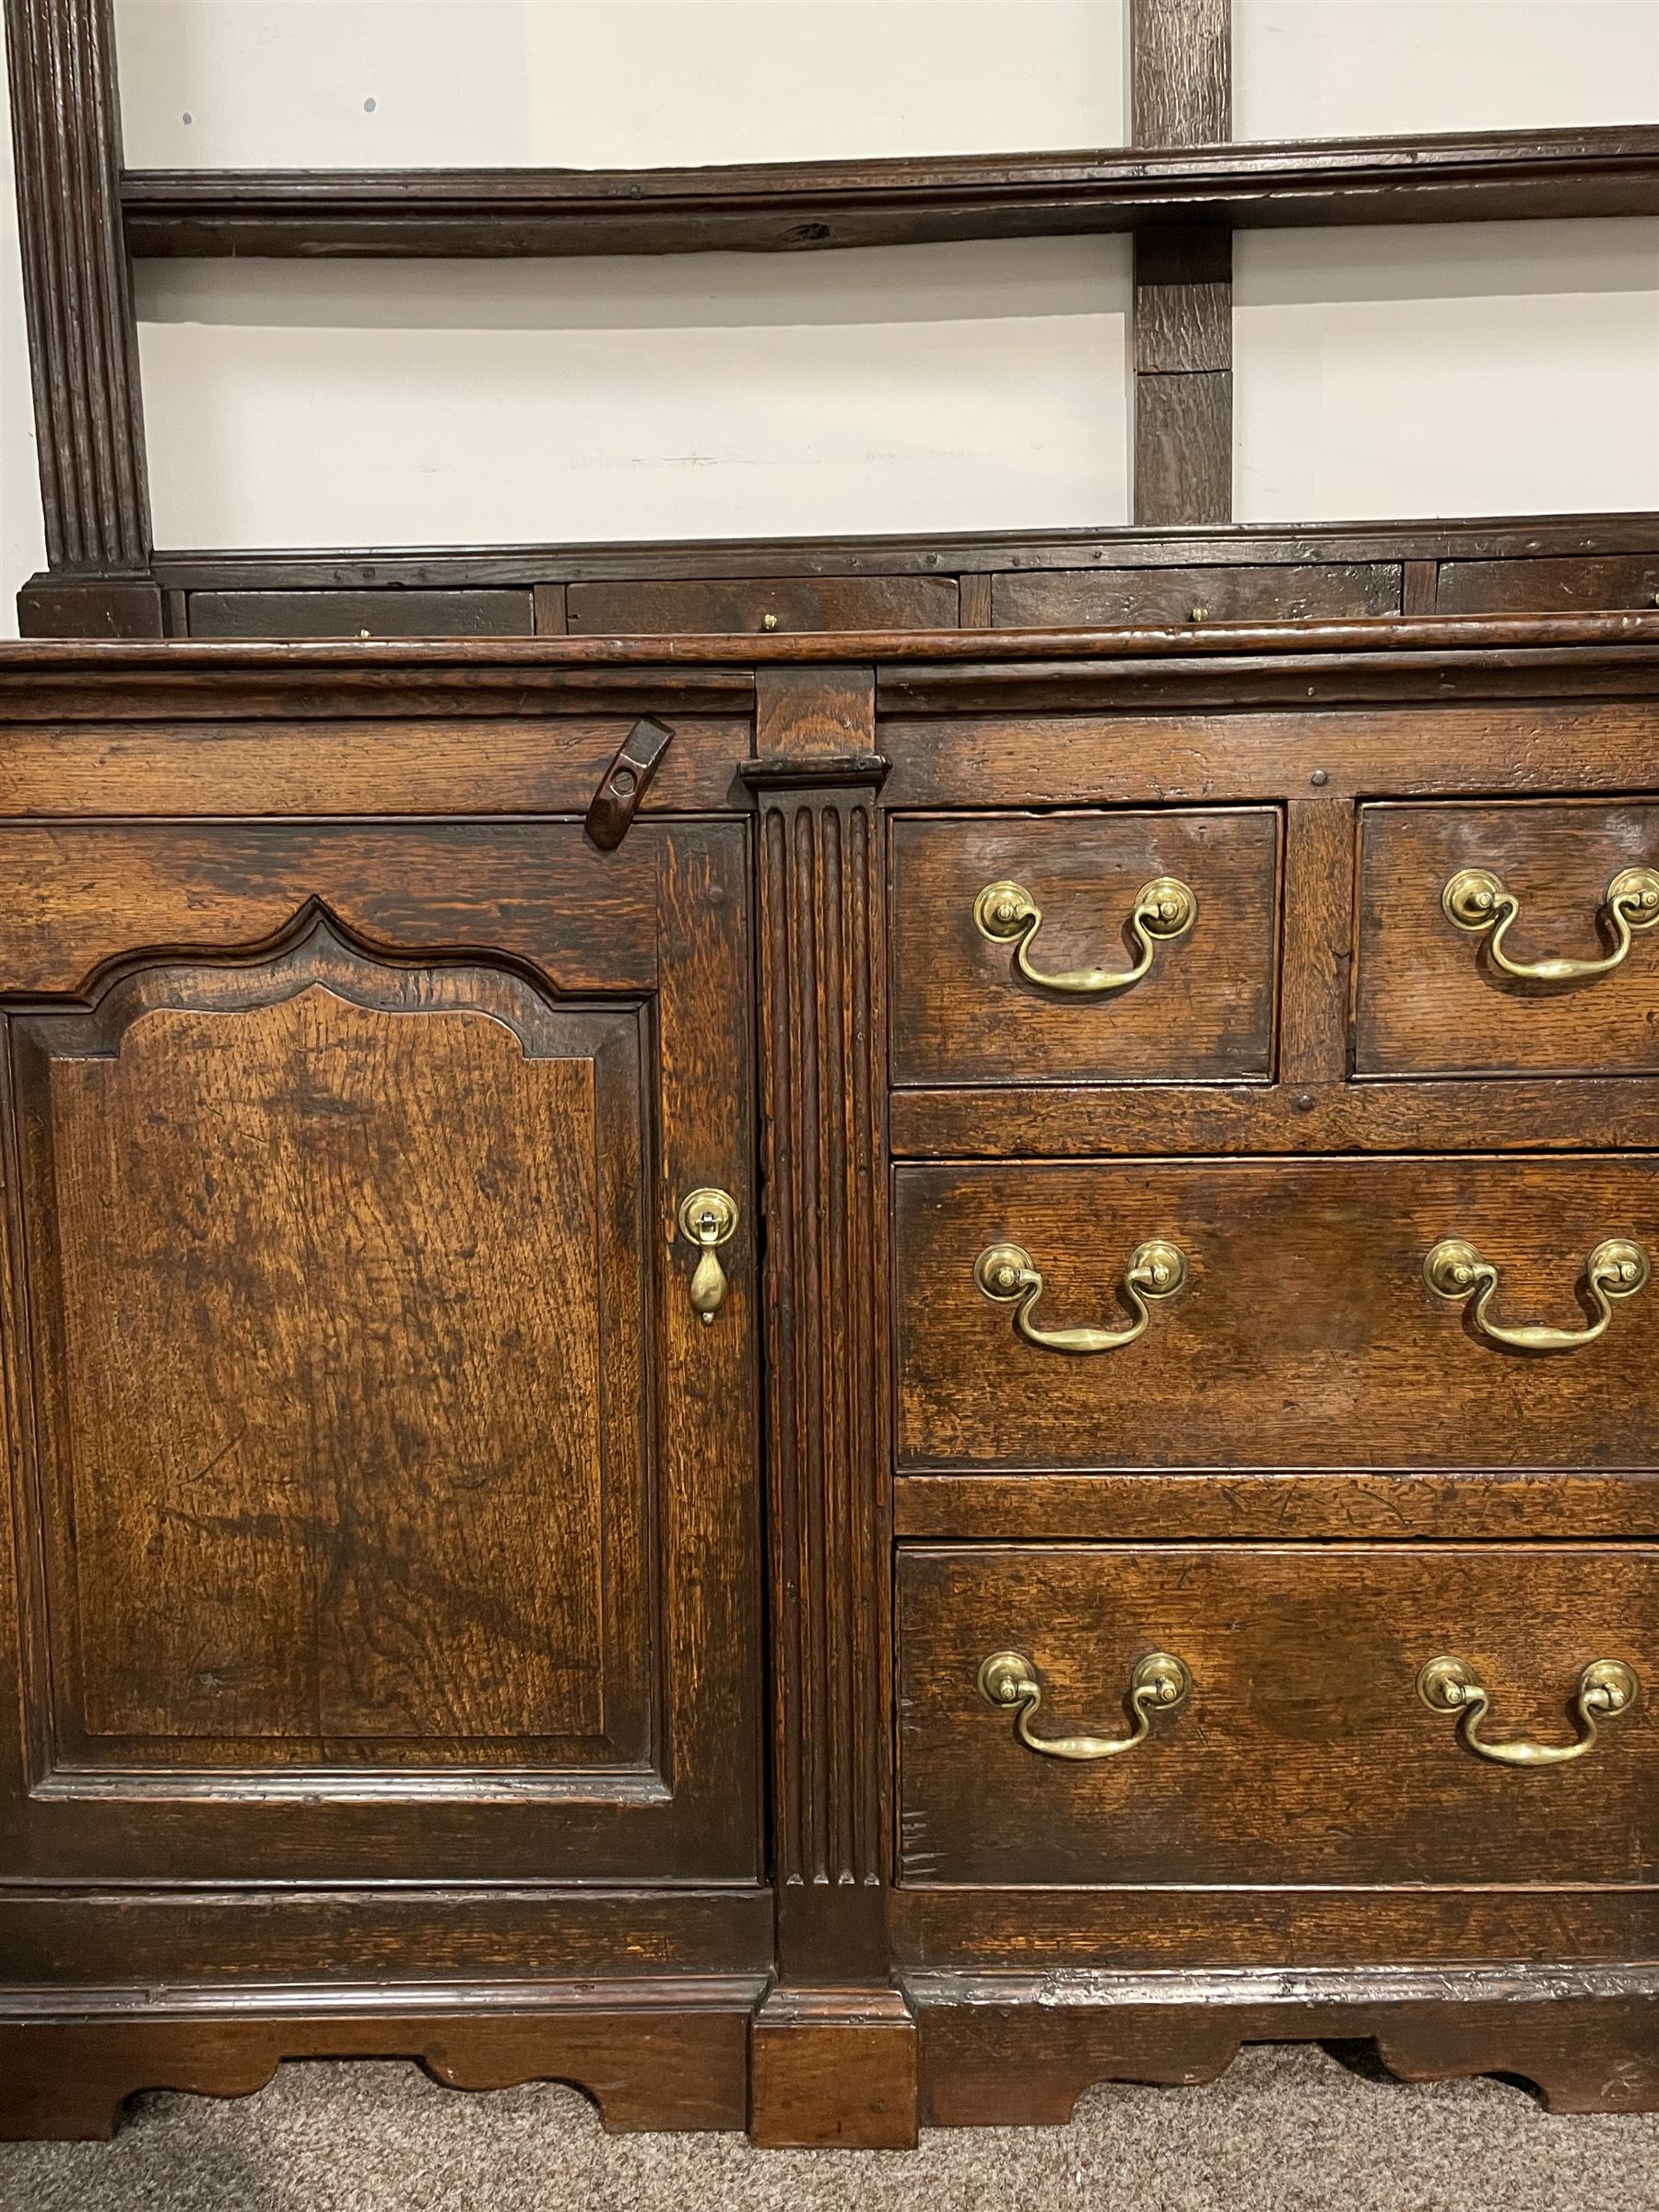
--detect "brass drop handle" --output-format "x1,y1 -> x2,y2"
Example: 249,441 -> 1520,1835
1441,864 -> 1659,981
677,1187 -> 738,1323
975,1238 -> 1188,1353
1418,1655 -> 1639,1768
1424,1236 -> 1649,1354
979,1649 -> 1192,1760
974,875 -> 1197,994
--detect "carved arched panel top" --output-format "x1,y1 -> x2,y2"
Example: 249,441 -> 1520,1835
0,823 -> 662,1001
14,904 -> 627,1068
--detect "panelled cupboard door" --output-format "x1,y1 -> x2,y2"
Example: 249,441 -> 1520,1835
0,822 -> 759,1885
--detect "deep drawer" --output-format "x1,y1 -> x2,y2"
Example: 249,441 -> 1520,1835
889,809 -> 1280,1087
1356,799 -> 1659,1077
898,1543 -> 1659,1888
895,1156 -> 1659,1470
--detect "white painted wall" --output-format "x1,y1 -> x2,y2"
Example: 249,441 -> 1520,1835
1235,0 -> 1659,141
4,1 -> 1659,631
113,0 -> 1128,169
135,241 -> 1133,547
1235,219 -> 1659,521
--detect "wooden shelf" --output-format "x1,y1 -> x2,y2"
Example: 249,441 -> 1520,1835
122,125 -> 1659,258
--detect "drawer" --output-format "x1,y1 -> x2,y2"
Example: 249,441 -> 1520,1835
564,575 -> 957,635
889,810 -> 1280,1087
992,563 -> 1400,628
898,1544 -> 1659,1887
895,1156 -> 1659,1470
1437,556 -> 1659,616
1356,800 -> 1659,1077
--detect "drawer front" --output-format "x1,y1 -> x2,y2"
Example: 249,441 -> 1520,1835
898,1544 -> 1659,1887
565,575 -> 957,635
992,563 -> 1400,627
890,809 -> 1280,1087
895,1156 -> 1659,1470
1437,556 -> 1659,616
1356,800 -> 1659,1077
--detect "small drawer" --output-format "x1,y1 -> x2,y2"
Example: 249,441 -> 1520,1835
895,1155 -> 1659,1471
992,562 -> 1400,628
1356,800 -> 1659,1077
889,809 -> 1280,1088
1437,557 -> 1659,616
898,1543 -> 1659,1887
564,575 -> 957,635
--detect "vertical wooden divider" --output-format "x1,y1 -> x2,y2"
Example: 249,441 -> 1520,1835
741,670 -> 917,2150
1130,0 -> 1234,527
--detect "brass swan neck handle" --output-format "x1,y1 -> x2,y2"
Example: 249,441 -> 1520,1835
979,1650 -> 1192,1760
1441,864 -> 1659,982
975,1239 -> 1189,1354
1418,1655 -> 1639,1767
1424,1236 -> 1649,1354
974,875 -> 1197,994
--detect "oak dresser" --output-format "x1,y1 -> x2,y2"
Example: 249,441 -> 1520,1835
3,612 -> 1658,2147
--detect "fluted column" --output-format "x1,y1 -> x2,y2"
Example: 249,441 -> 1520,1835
742,671 -> 915,2149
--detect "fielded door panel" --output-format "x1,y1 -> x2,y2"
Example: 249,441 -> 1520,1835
0,822 -> 759,1884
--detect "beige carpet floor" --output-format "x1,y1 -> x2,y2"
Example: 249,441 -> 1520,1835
3,2042 -> 1658,2212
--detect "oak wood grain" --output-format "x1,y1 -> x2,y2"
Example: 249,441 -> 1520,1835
889,808 -> 1280,1085
567,576 -> 956,637
993,563 -> 1399,628
896,1156 -> 1659,1471
899,1543 -> 1659,1887
1356,799 -> 1659,1075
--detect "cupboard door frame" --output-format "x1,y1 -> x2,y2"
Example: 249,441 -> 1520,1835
0,818 -> 760,1885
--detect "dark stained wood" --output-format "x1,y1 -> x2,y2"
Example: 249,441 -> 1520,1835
119,129 -> 1659,258
888,808 -> 1279,1085
0,715 -> 747,818
958,574 -> 994,629
0,1984 -> 760,2141
880,695 -> 1659,805
533,582 -> 570,634
895,1470 -> 1659,1542
3,0 -> 150,571
895,1157 -> 1659,1471
2,632 -> 1658,2142
898,1885 -> 1659,1971
187,589 -> 535,638
1356,799 -> 1659,1076
755,662 -> 877,760
0,1889 -> 773,1986
138,515 -> 1659,594
899,1543 -> 1659,1888
1277,797 -> 1356,1087
1402,559 -> 1440,615
1440,555 -> 1659,615
914,1976 -> 1659,2124
1131,0 -> 1230,146
567,577 -> 957,636
0,821 -> 760,1887
1132,370 -> 1232,529
1128,0 -> 1232,529
584,714 -> 676,849
1132,225 -> 1232,372
0,822 -> 663,996
745,683 -> 892,1987
20,924 -> 645,1771
994,562 -> 1399,626
749,1988 -> 918,2149
889,1076 -> 1659,1159
16,578 -> 162,638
